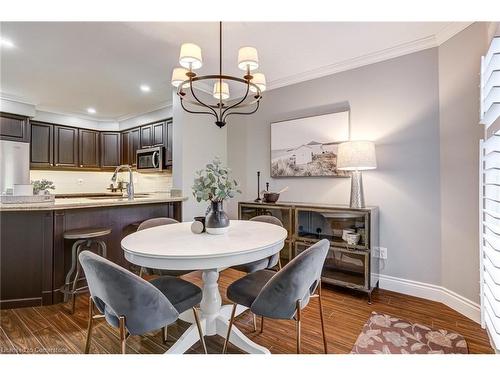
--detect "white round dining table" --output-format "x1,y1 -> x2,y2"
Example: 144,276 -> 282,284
121,219 -> 287,354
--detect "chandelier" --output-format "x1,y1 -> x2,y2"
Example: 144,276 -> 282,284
171,22 -> 265,128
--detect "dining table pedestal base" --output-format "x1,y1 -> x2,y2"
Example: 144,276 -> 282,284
165,268 -> 270,354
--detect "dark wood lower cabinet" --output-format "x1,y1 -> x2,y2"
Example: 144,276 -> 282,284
0,201 -> 182,309
0,211 -> 53,309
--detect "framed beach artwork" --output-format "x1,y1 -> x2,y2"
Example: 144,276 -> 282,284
271,111 -> 350,177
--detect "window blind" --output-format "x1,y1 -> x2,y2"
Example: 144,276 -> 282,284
480,35 -> 500,352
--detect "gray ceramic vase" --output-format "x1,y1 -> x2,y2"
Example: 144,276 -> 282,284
205,201 -> 229,235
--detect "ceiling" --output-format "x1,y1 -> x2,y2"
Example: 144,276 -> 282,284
0,22 -> 471,121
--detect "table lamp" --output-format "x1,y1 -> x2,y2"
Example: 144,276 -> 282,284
336,141 -> 377,208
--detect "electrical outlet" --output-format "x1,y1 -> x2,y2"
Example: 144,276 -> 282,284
77,179 -> 84,185
379,247 -> 388,259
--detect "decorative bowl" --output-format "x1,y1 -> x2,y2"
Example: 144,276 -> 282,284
263,192 -> 280,203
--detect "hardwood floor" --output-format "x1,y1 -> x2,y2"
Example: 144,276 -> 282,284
0,268 -> 494,354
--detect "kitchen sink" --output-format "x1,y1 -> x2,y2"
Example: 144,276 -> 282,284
86,193 -> 152,200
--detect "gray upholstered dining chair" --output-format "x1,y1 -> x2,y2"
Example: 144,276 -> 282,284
232,215 -> 284,273
231,215 -> 285,331
137,217 -> 192,278
78,250 -> 207,354
223,239 -> 330,354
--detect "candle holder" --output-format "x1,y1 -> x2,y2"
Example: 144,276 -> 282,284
254,171 -> 262,202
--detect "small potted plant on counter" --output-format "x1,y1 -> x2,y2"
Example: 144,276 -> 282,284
32,179 -> 56,195
192,157 -> 241,234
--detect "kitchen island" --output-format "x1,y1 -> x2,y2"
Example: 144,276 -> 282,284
0,193 -> 187,309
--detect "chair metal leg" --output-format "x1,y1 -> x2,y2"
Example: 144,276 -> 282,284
84,296 -> 95,353
222,303 -> 238,354
162,326 -> 168,343
63,239 -> 86,303
139,267 -> 145,278
296,300 -> 302,354
119,316 -> 127,354
260,316 -> 264,333
278,258 -> 282,270
317,281 -> 328,354
192,307 -> 207,354
97,240 -> 107,258
252,313 -> 257,332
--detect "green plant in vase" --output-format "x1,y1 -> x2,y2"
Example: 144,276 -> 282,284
192,157 -> 241,234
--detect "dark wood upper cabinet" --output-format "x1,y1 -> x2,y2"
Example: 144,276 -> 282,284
121,127 -> 140,166
140,124 -> 153,148
130,128 -> 140,166
152,122 -> 165,147
78,129 -> 100,168
101,132 -> 121,169
0,113 -> 30,143
165,120 -> 173,165
121,131 -> 131,165
30,122 -> 53,168
54,125 -> 78,167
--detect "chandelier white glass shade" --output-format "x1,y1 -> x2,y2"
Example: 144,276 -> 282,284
179,43 -> 203,70
171,22 -> 265,128
249,72 -> 266,93
238,46 -> 259,71
213,81 -> 230,100
171,67 -> 190,88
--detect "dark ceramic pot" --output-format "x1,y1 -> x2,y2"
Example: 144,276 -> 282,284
205,201 -> 229,234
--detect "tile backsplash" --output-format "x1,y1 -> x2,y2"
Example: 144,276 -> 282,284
30,170 -> 173,194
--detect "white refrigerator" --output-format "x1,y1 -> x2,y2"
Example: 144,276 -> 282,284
0,139 -> 30,194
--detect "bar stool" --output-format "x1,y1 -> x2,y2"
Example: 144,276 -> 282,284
59,227 -> 111,314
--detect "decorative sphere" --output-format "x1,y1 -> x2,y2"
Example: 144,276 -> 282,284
191,220 -> 204,234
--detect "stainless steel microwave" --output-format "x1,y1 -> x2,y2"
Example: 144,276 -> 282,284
136,146 -> 164,172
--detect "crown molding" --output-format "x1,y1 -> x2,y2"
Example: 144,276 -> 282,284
0,93 -> 37,106
115,100 -> 172,122
268,22 -> 474,92
434,22 -> 473,45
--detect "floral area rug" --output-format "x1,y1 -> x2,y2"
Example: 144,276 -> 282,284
351,312 -> 468,354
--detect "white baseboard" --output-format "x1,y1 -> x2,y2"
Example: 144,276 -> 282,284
379,274 -> 481,323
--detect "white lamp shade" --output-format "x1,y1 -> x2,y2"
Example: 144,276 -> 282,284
337,141 -> 377,171
171,67 -> 190,88
250,73 -> 266,93
238,46 -> 259,71
179,43 -> 203,70
213,81 -> 230,100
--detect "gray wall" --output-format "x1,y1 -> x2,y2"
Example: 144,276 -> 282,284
172,91 -> 227,221
228,48 -> 443,285
439,23 -> 488,303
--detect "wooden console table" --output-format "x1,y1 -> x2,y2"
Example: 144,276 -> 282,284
238,201 -> 379,303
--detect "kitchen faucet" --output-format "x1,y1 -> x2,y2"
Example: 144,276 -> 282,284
111,165 -> 134,200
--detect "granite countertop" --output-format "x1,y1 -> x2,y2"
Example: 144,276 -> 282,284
0,192 -> 188,212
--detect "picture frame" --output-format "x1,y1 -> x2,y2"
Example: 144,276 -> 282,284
270,110 -> 350,177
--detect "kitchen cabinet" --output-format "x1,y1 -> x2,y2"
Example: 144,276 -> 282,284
121,131 -> 131,165
0,211 -> 54,308
130,128 -> 140,166
166,120 -> 173,165
78,129 -> 100,168
30,121 -> 54,168
54,125 -> 79,168
121,127 -> 140,166
140,124 -> 153,148
100,132 -> 121,169
0,201 -> 183,309
152,122 -> 166,147
0,113 -> 30,143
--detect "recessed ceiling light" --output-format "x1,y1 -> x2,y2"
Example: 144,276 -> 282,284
140,84 -> 151,93
0,37 -> 15,48
87,107 -> 96,114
